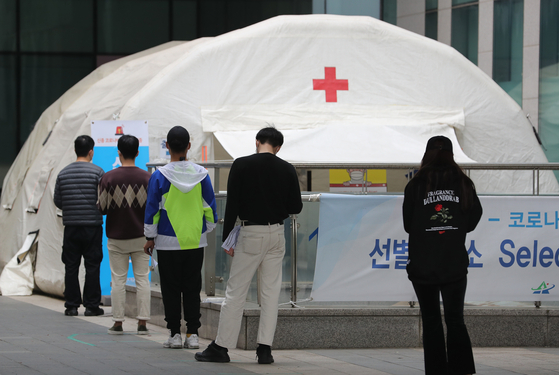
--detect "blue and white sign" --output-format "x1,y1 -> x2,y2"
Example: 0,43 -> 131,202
91,120 -> 150,297
312,194 -> 559,302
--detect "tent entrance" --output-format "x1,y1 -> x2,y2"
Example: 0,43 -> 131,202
202,105 -> 475,163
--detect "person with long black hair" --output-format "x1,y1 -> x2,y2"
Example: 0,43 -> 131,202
403,135 -> 482,375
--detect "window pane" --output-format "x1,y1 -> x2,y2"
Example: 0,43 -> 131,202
313,0 -> 325,13
20,56 -> 94,142
451,4 -> 478,65
540,0 -> 559,73
0,0 -> 16,51
426,11 -> 438,40
98,0 -> 170,54
0,55 -> 17,187
493,0 -> 523,106
324,0 -> 380,18
226,0 -> 272,32
199,0 -> 312,38
199,0 -> 226,36
426,0 -> 438,11
382,0 -> 397,25
539,0 -> 559,177
20,0 -> 94,52
260,0 -> 312,18
453,0 -> 476,5
173,0 -> 197,40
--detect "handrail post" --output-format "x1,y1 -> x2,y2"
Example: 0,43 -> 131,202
532,168 -> 537,195
214,167 -> 220,193
290,214 -> 298,305
537,168 -> 540,196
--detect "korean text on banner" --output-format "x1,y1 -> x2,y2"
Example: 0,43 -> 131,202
312,194 -> 559,302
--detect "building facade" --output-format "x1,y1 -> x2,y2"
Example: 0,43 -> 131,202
1,0 -> 557,187
394,0 -> 558,174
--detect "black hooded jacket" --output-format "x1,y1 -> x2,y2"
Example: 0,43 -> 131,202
402,174 -> 482,285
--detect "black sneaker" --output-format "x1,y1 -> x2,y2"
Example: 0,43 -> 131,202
84,307 -> 104,316
64,307 -> 78,316
137,324 -> 149,335
195,341 -> 230,363
256,344 -> 274,364
108,324 -> 124,335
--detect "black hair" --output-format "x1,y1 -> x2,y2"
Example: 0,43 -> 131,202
256,126 -> 283,148
74,135 -> 95,157
117,134 -> 139,160
167,126 -> 190,153
414,148 -> 477,211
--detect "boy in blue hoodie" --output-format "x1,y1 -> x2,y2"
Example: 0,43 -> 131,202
144,126 -> 217,349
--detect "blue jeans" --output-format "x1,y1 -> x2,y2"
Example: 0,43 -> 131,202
412,277 -> 476,375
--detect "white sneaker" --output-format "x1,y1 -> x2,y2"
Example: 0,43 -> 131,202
185,334 -> 199,349
163,333 -> 183,349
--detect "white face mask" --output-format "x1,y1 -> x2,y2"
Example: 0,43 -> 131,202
350,170 -> 364,181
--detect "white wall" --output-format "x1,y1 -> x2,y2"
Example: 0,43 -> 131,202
478,0 -> 494,78
397,0 -> 425,35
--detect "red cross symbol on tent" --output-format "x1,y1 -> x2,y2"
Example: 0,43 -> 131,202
313,67 -> 348,103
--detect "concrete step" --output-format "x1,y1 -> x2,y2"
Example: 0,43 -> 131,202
125,286 -> 559,350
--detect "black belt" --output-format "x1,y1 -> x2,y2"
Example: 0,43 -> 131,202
242,220 -> 283,226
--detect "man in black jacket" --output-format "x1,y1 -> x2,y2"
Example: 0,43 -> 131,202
54,135 -> 105,317
196,127 -> 303,364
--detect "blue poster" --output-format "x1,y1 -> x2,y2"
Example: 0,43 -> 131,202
91,120 -> 150,297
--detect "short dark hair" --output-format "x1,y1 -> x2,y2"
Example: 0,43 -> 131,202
117,135 -> 139,160
256,126 -> 283,148
74,135 -> 95,157
166,126 -> 190,153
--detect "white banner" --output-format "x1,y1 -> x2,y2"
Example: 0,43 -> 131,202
312,194 -> 559,302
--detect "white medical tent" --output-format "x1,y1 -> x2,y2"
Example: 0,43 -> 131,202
0,15 -> 556,296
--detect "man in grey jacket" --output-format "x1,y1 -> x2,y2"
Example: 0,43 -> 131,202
54,135 -> 105,317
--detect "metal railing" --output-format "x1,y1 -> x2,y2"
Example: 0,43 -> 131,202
148,161 -> 559,196
147,161 -> 559,306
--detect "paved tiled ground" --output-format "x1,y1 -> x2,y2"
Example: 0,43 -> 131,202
1,294 -> 558,375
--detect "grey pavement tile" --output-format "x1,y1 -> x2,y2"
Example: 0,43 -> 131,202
25,363 -> 89,375
5,296 -> 559,375
0,343 -> 31,353
0,367 -> 43,375
305,349 -> 424,374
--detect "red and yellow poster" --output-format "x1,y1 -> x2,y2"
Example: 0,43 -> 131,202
329,169 -> 387,193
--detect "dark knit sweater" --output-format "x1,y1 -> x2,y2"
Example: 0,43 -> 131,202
97,166 -> 151,239
402,175 -> 482,285
223,153 -> 303,240
54,161 -> 105,226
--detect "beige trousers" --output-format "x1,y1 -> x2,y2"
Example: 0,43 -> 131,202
107,237 -> 151,322
215,223 -> 285,348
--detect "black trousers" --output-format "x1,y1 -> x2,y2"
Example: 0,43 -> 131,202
157,248 -> 204,335
412,277 -> 476,375
61,225 -> 103,309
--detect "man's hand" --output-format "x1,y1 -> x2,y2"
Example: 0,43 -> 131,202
224,247 -> 234,257
144,240 -> 155,256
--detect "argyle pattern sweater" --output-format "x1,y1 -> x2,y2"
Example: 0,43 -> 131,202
97,166 -> 151,239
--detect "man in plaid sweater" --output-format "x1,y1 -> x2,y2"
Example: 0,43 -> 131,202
98,134 -> 152,335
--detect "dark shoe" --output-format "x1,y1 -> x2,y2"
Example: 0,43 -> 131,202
84,307 -> 104,316
64,307 -> 78,316
137,324 -> 149,335
108,324 -> 124,335
256,344 -> 274,364
195,341 -> 230,363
